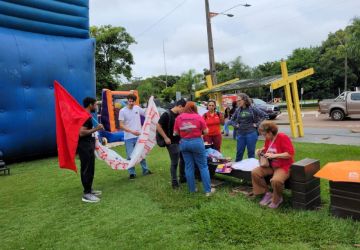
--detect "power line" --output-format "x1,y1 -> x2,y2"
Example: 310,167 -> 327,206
136,0 -> 189,38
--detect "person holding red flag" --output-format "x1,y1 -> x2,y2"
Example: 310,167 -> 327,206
77,97 -> 104,203
54,81 -> 104,203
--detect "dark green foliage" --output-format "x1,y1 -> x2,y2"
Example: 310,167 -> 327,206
90,25 -> 136,95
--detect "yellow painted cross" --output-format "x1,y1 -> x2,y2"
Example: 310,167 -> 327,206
271,60 -> 314,138
195,75 -> 239,111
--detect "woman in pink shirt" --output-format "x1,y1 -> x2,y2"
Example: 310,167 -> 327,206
174,102 -> 215,196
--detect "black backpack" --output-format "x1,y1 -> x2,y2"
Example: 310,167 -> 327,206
156,111 -> 172,147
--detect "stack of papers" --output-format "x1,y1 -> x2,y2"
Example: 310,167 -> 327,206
231,158 -> 260,172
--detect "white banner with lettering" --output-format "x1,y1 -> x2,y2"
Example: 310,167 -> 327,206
94,96 -> 160,170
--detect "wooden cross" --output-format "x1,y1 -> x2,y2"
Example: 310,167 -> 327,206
270,60 -> 314,138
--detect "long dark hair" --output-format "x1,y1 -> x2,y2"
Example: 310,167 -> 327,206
237,93 -> 252,108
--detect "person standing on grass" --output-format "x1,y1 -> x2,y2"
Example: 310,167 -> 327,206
222,105 -> 231,136
229,101 -> 238,139
203,100 -> 224,152
157,99 -> 187,189
174,102 -> 215,196
78,97 -> 104,203
119,94 -> 153,180
231,93 -> 268,161
251,121 -> 295,209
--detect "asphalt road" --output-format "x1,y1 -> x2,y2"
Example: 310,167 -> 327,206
274,111 -> 360,146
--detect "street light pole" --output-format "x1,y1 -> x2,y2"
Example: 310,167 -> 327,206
204,2 -> 250,87
205,0 -> 217,86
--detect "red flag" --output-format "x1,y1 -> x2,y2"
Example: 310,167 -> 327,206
54,81 -> 91,172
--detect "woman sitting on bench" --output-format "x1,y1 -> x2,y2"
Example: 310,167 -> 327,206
251,121 -> 295,209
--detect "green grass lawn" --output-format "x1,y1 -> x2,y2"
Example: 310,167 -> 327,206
1,139 -> 359,249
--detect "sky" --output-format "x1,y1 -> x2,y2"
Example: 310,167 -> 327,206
89,0 -> 360,80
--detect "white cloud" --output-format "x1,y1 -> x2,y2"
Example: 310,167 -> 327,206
90,0 -> 360,78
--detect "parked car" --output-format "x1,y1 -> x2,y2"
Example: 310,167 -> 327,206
252,98 -> 281,120
318,91 -> 360,121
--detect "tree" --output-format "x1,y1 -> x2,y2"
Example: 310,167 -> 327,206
229,56 -> 252,80
90,25 -> 136,94
287,47 -> 326,99
346,17 -> 360,86
252,61 -> 281,78
162,70 -> 203,101
137,81 -> 153,102
203,57 -> 251,84
319,18 -> 360,95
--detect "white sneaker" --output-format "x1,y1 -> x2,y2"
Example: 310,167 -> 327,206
82,193 -> 100,203
91,190 -> 102,196
205,188 -> 216,197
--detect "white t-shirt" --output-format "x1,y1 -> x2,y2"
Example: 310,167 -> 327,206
119,105 -> 145,140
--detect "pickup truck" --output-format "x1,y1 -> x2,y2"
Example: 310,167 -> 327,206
318,91 -> 360,121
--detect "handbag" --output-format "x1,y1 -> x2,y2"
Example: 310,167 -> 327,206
259,154 -> 270,168
259,134 -> 277,168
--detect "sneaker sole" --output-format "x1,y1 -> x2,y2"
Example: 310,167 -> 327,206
82,198 -> 100,203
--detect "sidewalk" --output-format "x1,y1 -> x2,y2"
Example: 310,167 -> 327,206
277,126 -> 360,146
225,128 -> 360,146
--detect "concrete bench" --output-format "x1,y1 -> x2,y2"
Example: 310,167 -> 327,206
213,158 -> 321,210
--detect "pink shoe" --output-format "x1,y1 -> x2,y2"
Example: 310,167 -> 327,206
268,197 -> 283,209
259,192 -> 272,206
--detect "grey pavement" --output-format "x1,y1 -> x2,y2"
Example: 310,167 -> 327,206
225,128 -> 360,146
277,126 -> 360,146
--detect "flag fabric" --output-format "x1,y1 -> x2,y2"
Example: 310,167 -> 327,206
54,80 -> 90,173
94,132 -> 130,170
128,96 -> 160,168
95,96 -> 160,170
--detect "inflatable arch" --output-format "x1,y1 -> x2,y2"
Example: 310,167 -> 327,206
99,89 -> 140,143
0,0 -> 95,161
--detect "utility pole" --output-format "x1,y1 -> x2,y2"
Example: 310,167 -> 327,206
162,40 -> 168,88
205,0 -> 217,86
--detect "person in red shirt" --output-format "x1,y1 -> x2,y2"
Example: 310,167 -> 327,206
251,120 -> 295,209
203,100 -> 224,152
174,102 -> 215,196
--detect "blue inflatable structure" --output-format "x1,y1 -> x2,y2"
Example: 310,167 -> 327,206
0,0 -> 95,161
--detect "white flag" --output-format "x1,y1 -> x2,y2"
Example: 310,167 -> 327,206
128,96 -> 160,168
95,96 -> 160,170
95,133 -> 130,170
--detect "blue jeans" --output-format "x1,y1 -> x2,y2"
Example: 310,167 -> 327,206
236,131 -> 258,162
224,120 -> 231,135
179,138 -> 211,193
125,137 -> 149,175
